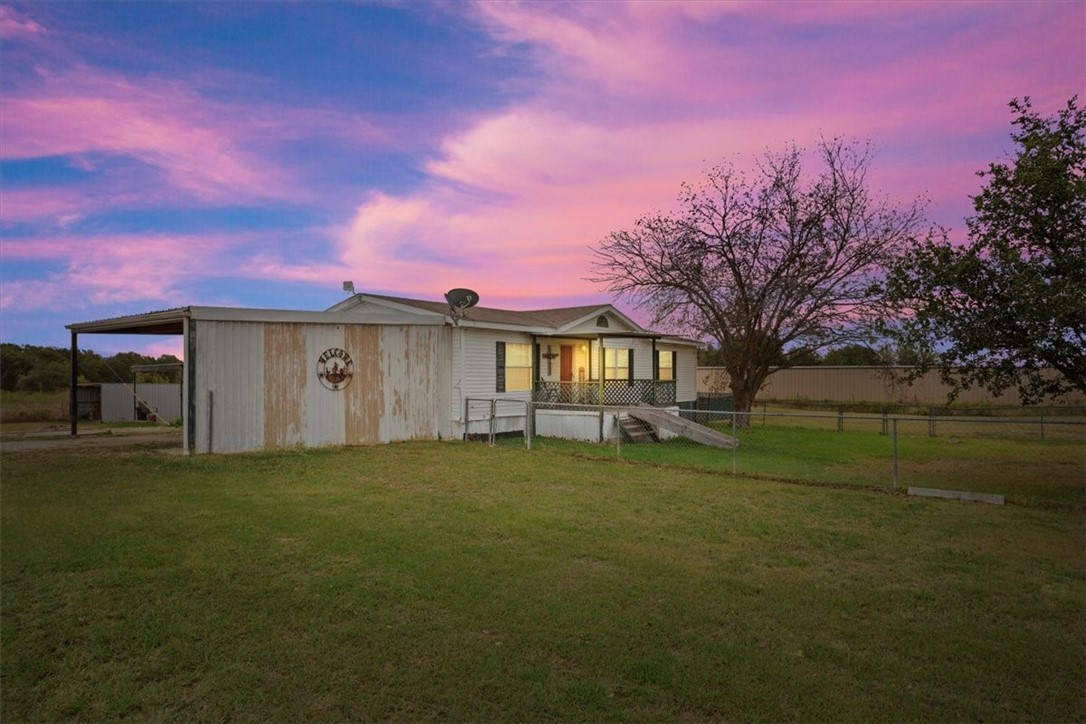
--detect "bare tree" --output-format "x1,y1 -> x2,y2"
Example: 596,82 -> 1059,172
590,139 -> 927,420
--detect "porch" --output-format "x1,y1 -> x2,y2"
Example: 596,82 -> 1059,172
533,379 -> 677,407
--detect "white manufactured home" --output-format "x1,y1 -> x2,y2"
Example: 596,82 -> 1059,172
67,293 -> 699,454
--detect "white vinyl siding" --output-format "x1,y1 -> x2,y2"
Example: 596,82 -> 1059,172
452,328 -> 535,424
674,346 -> 697,403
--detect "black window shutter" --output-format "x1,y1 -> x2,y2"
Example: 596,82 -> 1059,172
671,351 -> 677,382
627,349 -> 634,386
496,341 -> 506,393
653,349 -> 660,380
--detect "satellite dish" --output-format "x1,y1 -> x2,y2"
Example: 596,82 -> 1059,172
444,288 -> 479,316
342,281 -> 355,295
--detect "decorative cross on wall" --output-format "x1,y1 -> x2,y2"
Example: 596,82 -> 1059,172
541,344 -> 560,376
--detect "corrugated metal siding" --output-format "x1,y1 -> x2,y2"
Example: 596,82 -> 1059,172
304,325 -> 348,448
264,324 -> 307,449
136,384 -> 183,421
378,325 -> 450,442
344,325 -> 383,445
193,320 -> 451,453
195,321 -> 265,453
100,384 -> 134,421
696,366 -> 1086,405
100,383 -> 182,422
450,327 -> 465,424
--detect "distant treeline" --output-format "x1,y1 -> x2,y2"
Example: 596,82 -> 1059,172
1,344 -> 182,392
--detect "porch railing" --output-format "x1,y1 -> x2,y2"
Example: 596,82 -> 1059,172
534,380 -> 676,407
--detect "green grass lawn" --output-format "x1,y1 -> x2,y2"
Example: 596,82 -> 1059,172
2,440 -> 1084,721
529,420 -> 1085,510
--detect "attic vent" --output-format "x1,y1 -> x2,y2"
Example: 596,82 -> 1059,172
596,315 -> 609,328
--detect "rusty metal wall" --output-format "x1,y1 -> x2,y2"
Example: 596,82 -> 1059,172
376,325 -> 451,442
193,320 -> 451,454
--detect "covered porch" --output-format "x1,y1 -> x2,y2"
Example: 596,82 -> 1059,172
533,379 -> 677,406
531,331 -> 678,407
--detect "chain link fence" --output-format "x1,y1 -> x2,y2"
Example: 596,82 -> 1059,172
465,399 -> 1085,509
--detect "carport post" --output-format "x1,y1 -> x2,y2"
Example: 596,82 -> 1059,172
69,331 -> 78,436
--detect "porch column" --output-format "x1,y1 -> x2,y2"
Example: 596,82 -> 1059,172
599,334 -> 608,408
651,337 -> 657,405
69,331 -> 78,436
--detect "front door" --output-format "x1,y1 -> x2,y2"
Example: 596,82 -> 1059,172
560,345 -> 574,382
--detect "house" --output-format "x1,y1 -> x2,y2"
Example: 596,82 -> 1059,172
66,292 -> 699,454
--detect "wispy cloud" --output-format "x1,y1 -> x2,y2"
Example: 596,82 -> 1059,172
330,0 -> 1083,308
2,0 -> 1082,345
0,5 -> 43,38
0,232 -> 276,311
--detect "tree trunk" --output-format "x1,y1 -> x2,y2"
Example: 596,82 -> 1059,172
729,378 -> 760,429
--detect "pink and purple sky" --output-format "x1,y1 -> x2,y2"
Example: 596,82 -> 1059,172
1,1 -> 1083,356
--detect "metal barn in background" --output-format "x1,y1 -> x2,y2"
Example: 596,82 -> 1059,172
76,383 -> 182,423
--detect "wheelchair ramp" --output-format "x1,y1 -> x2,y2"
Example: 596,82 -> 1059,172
627,406 -> 739,449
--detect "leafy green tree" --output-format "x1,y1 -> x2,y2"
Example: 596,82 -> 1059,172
882,97 -> 1085,403
823,345 -> 884,366
0,344 -> 182,392
592,138 -> 926,420
14,359 -> 68,392
0,344 -> 34,391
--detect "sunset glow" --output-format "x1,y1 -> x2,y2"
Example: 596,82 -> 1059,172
1,1 -> 1082,355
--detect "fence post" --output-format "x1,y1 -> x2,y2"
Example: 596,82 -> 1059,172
928,406 -> 936,437
731,412 -> 738,476
837,405 -> 844,433
892,417 -> 899,490
489,399 -> 496,446
881,409 -> 889,435
207,390 -> 214,454
1040,415 -> 1045,441
615,413 -> 621,459
525,400 -> 532,450
463,397 -> 469,440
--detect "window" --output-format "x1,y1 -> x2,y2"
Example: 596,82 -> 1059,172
496,341 -> 532,392
657,350 -> 675,381
589,343 -> 633,382
604,348 -> 630,381
596,315 -> 609,328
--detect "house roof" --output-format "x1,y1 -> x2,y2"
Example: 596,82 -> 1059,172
354,293 -> 622,330
67,293 -> 698,346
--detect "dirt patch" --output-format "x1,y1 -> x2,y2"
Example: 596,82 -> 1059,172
0,426 -> 182,453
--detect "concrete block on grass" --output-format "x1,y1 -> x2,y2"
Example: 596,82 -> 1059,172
907,486 -> 1005,505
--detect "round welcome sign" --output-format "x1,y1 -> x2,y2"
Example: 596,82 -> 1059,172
317,347 -> 354,391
